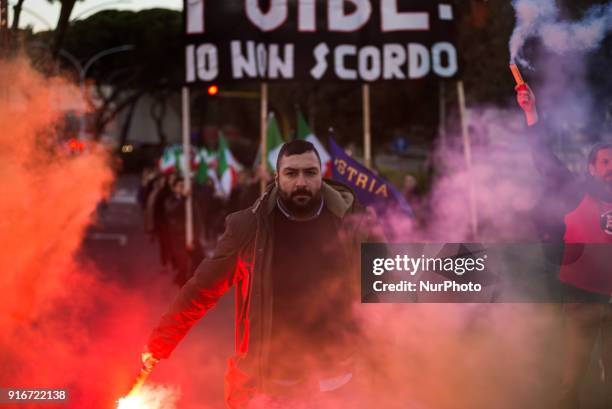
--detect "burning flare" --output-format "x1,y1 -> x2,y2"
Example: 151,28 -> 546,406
116,384 -> 180,409
117,394 -> 148,409
509,63 -> 525,86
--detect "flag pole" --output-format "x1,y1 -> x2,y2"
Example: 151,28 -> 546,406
182,85 -> 194,250
260,82 -> 268,194
457,80 -> 478,238
362,84 -> 372,168
438,81 -> 447,151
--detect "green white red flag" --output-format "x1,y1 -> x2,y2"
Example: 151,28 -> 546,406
217,133 -> 243,198
297,111 -> 331,177
266,113 -> 285,171
195,147 -> 219,186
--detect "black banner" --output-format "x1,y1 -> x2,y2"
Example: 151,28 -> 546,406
183,1 -> 459,83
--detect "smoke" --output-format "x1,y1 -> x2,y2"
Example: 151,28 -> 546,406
117,384 -> 181,409
325,107 -> 565,408
0,14 -> 605,408
0,55 -> 112,328
0,55 -> 231,409
509,0 -> 612,66
509,0 -> 558,65
377,107 -> 541,243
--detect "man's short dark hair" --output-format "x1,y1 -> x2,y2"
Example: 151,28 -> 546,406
588,142 -> 612,166
276,140 -> 321,173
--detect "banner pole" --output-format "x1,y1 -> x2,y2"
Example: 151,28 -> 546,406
362,84 -> 372,168
438,81 -> 446,151
182,85 -> 194,251
457,80 -> 478,238
260,82 -> 268,194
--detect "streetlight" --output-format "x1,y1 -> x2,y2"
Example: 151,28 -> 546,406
59,44 -> 134,139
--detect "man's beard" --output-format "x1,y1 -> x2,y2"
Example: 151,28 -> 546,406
278,187 -> 323,217
597,171 -> 612,187
590,173 -> 612,201
605,175 -> 612,196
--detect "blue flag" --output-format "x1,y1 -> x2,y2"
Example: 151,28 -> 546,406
328,137 -> 414,217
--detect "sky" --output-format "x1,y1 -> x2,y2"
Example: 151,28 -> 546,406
13,0 -> 182,32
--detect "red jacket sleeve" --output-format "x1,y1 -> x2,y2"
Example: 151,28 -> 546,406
147,212 -> 248,359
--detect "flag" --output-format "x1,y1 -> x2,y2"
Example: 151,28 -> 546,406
217,133 -> 243,198
195,147 -> 222,194
328,137 -> 413,217
174,147 -> 184,176
297,111 -> 332,177
159,145 -> 198,176
195,147 -> 217,185
266,113 -> 285,171
195,149 -> 209,184
159,145 -> 178,174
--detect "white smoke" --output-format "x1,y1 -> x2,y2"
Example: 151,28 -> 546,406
510,0 -> 612,66
117,384 -> 181,409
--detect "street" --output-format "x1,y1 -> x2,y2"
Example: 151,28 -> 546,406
76,175 -> 235,409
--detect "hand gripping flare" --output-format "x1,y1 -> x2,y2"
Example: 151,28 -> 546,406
116,352 -> 159,408
128,352 -> 159,397
510,64 -> 538,126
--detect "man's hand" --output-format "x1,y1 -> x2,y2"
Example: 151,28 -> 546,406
515,83 -> 535,110
515,83 -> 539,126
141,350 -> 160,373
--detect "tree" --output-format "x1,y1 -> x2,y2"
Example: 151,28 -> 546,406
10,0 -> 25,31
37,8 -> 183,143
47,0 -> 79,57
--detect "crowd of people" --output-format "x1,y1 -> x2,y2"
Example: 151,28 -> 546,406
137,166 -> 272,285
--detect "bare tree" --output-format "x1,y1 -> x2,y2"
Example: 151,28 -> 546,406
48,0 -> 77,57
10,0 -> 25,31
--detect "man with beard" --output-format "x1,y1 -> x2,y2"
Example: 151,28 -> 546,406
143,140 -> 382,408
516,84 -> 612,409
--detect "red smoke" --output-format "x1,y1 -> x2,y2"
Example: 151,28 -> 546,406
0,56 -> 229,409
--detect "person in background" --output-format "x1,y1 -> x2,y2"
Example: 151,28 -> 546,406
138,166 -> 158,210
163,176 -> 204,285
517,83 -> 612,409
239,167 -> 273,211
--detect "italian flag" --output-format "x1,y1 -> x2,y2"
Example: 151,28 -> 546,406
217,134 -> 243,198
195,147 -> 218,185
267,113 -> 285,171
175,147 -> 185,176
297,111 -> 331,177
159,144 -> 199,176
159,145 -> 178,174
